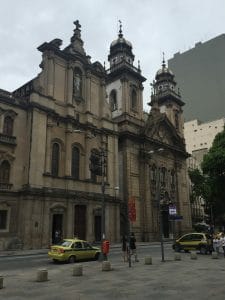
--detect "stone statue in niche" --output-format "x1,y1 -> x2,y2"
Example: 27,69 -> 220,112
73,71 -> 82,98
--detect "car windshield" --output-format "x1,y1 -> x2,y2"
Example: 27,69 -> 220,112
59,240 -> 72,247
83,241 -> 93,249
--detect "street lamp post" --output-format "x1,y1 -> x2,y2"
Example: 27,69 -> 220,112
89,145 -> 107,260
100,147 -> 107,260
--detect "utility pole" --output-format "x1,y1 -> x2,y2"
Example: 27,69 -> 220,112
100,147 -> 107,241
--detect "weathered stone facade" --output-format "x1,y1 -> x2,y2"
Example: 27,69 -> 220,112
0,21 -> 192,250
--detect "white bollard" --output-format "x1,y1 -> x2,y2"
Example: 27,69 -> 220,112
212,252 -> 219,259
144,256 -> 152,265
102,261 -> 112,271
0,276 -> 3,289
36,269 -> 48,282
190,252 -> 197,260
72,264 -> 83,276
174,253 -> 181,261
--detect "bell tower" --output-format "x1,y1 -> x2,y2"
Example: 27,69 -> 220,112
149,55 -> 185,137
106,22 -> 146,121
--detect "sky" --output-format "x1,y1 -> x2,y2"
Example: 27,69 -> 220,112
1,0 -> 225,111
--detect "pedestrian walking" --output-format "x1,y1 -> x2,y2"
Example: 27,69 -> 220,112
54,229 -> 61,244
213,235 -> 220,254
220,233 -> 225,257
129,232 -> 139,262
121,235 -> 128,262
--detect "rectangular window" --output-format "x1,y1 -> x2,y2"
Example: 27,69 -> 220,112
0,210 -> 7,230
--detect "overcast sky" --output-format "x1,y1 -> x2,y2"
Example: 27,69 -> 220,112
1,0 -> 225,110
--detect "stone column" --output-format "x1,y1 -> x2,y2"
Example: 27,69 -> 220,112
85,71 -> 91,111
66,201 -> 74,238
85,204 -> 93,242
67,64 -> 73,105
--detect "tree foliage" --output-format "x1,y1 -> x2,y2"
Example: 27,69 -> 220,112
189,127 -> 225,222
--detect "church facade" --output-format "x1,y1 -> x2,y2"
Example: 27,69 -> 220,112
0,21 -> 191,250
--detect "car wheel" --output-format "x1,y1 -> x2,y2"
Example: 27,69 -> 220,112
94,253 -> 100,260
199,246 -> 207,255
174,245 -> 181,252
68,255 -> 76,263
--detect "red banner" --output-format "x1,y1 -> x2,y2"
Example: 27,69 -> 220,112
128,197 -> 136,222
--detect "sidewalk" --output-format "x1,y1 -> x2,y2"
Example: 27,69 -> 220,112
1,248 -> 225,299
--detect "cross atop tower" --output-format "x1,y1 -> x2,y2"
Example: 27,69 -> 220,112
74,20 -> 81,30
118,20 -> 123,37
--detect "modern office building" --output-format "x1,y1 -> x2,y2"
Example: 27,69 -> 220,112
184,118 -> 225,163
168,34 -> 225,122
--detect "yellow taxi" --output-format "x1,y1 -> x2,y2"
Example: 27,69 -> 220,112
48,238 -> 101,263
172,232 -> 212,254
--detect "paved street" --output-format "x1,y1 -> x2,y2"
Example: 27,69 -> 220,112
1,243 -> 225,299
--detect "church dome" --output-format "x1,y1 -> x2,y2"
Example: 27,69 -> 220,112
108,22 -> 135,65
155,57 -> 174,80
110,36 -> 132,48
156,66 -> 174,77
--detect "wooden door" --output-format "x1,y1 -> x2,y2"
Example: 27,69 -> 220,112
74,205 -> 86,240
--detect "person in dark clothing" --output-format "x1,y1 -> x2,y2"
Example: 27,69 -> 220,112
122,235 -> 128,262
129,232 -> 139,262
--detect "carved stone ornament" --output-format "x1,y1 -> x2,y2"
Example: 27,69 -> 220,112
73,96 -> 84,105
0,151 -> 15,163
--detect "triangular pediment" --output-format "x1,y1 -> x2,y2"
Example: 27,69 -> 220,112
143,113 -> 184,148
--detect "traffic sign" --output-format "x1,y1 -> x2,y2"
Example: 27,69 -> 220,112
169,204 -> 177,216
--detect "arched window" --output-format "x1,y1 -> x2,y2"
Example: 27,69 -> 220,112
71,146 -> 80,179
73,68 -> 82,98
0,160 -> 10,183
131,89 -> 137,110
175,112 -> 179,130
109,90 -> 117,111
3,116 -> 13,136
51,143 -> 60,176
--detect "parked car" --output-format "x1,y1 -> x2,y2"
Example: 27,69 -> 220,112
48,238 -> 101,263
172,232 -> 212,254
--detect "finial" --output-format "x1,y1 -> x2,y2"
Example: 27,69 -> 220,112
138,60 -> 141,71
118,20 -> 123,38
162,51 -> 166,68
72,20 -> 82,40
74,20 -> 81,30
